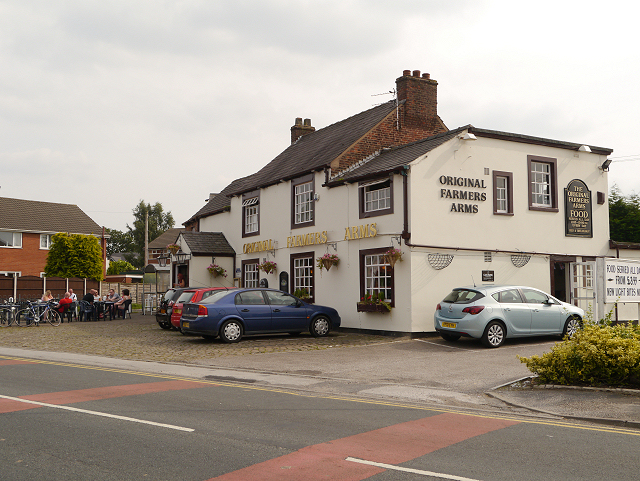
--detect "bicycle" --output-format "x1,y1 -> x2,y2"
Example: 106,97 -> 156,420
15,301 -> 61,327
0,298 -> 20,327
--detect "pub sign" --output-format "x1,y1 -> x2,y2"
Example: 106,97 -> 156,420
565,179 -> 592,238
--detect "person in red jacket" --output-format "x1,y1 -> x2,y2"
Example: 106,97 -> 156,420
57,292 -> 73,317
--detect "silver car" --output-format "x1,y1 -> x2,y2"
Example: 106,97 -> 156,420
434,285 -> 584,348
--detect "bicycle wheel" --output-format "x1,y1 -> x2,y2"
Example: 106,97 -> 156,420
46,310 -> 61,327
0,308 -> 11,327
15,309 -> 36,327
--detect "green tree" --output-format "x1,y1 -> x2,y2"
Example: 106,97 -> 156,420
125,201 -> 175,268
45,233 -> 103,280
107,260 -> 135,275
609,185 -> 640,243
106,228 -> 134,258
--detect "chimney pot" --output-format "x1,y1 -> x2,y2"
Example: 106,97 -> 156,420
413,70 -> 421,77
403,69 -> 411,76
303,118 -> 311,127
295,117 -> 303,126
422,73 -> 430,79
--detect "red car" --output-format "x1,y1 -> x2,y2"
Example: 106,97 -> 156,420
171,287 -> 227,329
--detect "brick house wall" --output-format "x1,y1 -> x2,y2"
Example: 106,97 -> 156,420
0,233 -> 49,276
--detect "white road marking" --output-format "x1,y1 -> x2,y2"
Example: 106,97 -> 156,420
345,457 -> 483,480
0,394 -> 194,432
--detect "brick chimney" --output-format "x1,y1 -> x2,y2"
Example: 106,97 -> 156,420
395,70 -> 438,130
291,118 -> 315,144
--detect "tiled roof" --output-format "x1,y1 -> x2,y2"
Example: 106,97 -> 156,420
0,197 -> 103,235
225,101 -> 400,196
148,228 -> 184,249
332,127 -> 467,183
180,232 -> 235,256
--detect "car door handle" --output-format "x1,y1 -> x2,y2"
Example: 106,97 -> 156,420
241,309 -> 249,312
504,308 -> 511,311
273,309 -> 281,312
532,309 -> 539,312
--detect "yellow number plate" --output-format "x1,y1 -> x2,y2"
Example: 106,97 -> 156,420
442,322 -> 457,329
182,322 -> 189,328
160,309 -> 166,314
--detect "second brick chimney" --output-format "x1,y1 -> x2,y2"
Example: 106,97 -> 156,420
291,118 -> 315,144
395,69 -> 439,130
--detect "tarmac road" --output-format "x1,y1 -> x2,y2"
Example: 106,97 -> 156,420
0,312 -> 638,428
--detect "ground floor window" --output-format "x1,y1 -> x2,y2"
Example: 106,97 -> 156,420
360,247 -> 394,306
290,252 -> 314,301
242,259 -> 259,288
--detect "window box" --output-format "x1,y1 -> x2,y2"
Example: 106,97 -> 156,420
356,303 -> 390,313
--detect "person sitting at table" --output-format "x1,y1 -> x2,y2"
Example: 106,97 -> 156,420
113,289 -> 131,318
106,288 -> 120,319
41,290 -> 53,303
80,290 -> 95,321
69,289 -> 78,302
57,292 -> 73,322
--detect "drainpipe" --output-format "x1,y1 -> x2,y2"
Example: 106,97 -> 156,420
400,165 -> 410,243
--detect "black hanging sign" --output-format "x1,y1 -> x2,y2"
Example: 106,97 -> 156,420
565,179 -> 592,238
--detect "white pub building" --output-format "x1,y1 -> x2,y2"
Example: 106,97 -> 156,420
172,70 -> 639,334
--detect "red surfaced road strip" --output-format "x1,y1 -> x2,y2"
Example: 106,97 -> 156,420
0,380 -> 210,414
209,412 -> 519,481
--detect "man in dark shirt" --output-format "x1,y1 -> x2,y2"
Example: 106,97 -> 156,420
81,289 -> 95,321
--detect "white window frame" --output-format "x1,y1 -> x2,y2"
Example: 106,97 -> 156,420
364,253 -> 392,302
293,256 -> 314,298
294,182 -> 313,224
244,204 -> 259,234
496,176 -> 508,213
243,262 -> 259,288
0,231 -> 22,248
40,234 -> 53,250
530,161 -> 552,207
363,180 -> 391,213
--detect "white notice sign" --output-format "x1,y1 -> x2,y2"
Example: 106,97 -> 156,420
604,259 -> 640,303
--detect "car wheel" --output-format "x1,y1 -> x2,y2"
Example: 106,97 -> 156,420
159,321 -> 171,330
563,316 -> 582,339
220,320 -> 243,343
440,332 -> 461,342
310,316 -> 330,337
481,321 -> 505,348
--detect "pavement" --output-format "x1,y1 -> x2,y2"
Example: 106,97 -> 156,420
0,311 -> 638,429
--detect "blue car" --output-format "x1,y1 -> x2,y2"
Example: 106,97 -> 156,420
180,288 -> 341,343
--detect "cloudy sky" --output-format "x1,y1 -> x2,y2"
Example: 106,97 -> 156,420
2,1 -> 638,232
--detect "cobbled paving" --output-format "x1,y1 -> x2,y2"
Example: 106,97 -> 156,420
0,313 -> 396,364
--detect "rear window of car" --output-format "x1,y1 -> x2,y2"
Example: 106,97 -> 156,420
162,290 -> 178,302
235,291 -> 267,305
199,290 -> 233,304
176,291 -> 197,303
443,289 -> 484,304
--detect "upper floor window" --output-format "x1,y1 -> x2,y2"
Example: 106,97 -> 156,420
0,231 -> 22,248
242,191 -> 260,238
527,155 -> 558,212
40,234 -> 53,249
359,178 -> 393,218
492,171 -> 513,215
291,174 -> 315,229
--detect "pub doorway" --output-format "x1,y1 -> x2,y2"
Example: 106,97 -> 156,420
550,255 -> 576,303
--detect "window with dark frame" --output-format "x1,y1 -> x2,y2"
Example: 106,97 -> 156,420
242,259 -> 259,288
359,247 -> 395,306
291,174 -> 315,229
492,170 -> 513,215
290,251 -> 314,302
359,177 -> 393,219
242,191 -> 260,238
527,155 -> 558,212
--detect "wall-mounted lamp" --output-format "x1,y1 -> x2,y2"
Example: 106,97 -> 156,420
157,255 -> 169,267
459,133 -> 477,141
600,158 -> 613,172
578,145 -> 592,152
175,252 -> 191,264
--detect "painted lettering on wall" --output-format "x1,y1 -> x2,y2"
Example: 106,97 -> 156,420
286,231 -> 328,248
243,239 -> 274,254
438,175 -> 487,214
344,223 -> 378,240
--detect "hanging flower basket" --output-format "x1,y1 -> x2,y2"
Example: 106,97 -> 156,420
257,260 -> 277,275
383,248 -> 403,269
316,253 -> 339,272
167,244 -> 180,255
207,264 -> 227,278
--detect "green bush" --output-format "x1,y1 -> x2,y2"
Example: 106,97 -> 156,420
519,323 -> 640,387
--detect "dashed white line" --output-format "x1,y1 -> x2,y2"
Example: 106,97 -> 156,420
0,394 -> 194,432
345,457 -> 483,480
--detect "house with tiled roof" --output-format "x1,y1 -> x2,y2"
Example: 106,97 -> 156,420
180,70 -> 622,334
0,197 -> 107,277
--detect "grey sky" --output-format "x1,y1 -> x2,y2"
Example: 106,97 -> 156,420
1,1 -> 637,232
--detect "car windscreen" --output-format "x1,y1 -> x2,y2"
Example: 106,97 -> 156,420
176,291 -> 197,303
198,290 -> 234,304
442,289 -> 484,304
